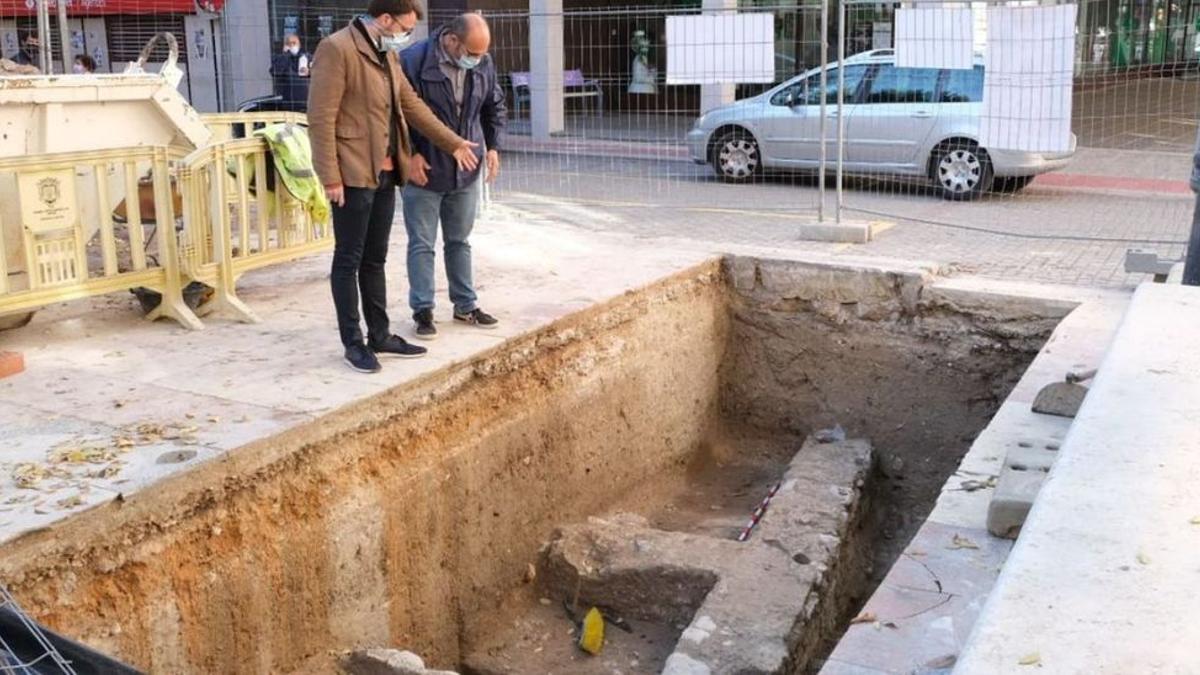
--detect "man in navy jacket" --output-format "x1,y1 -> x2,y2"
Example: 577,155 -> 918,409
270,33 -> 313,112
400,13 -> 507,339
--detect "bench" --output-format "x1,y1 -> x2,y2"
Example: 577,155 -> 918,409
509,69 -> 604,118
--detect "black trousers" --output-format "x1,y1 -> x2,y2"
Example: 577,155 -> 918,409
331,171 -> 397,347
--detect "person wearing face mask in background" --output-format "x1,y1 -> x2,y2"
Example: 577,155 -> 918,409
308,0 -> 480,374
9,32 -> 40,68
399,13 -> 506,339
72,55 -> 96,74
270,33 -> 312,113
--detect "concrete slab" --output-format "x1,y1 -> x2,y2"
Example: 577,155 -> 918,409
821,286 -> 1129,675
956,283 -> 1200,674
795,219 -> 891,245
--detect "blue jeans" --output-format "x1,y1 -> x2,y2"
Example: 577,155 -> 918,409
403,183 -> 479,315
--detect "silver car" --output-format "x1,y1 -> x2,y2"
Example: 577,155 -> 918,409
686,49 -> 1076,200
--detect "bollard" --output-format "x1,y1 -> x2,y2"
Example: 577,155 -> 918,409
1183,128 -> 1200,286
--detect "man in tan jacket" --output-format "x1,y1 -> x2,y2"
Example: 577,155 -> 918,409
309,0 -> 479,374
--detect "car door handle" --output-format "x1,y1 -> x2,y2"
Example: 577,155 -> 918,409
911,111 -> 933,119
825,110 -> 840,118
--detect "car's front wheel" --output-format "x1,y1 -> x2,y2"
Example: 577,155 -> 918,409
932,141 -> 992,201
712,130 -> 761,183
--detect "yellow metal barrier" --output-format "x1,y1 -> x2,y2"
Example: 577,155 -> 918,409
176,134 -> 333,324
0,131 -> 332,330
0,146 -> 201,329
200,112 -> 308,143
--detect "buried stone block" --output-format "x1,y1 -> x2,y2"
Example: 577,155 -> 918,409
339,649 -> 459,675
537,437 -> 873,674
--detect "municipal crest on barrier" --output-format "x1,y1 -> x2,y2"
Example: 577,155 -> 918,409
37,177 -> 60,207
18,169 -> 78,234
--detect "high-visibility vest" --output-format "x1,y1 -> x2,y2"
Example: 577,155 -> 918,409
253,123 -> 331,224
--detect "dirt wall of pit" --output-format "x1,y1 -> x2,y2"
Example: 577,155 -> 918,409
0,262 -> 730,674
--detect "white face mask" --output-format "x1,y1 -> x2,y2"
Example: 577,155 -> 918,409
286,45 -> 300,55
72,63 -> 86,74
380,31 -> 412,52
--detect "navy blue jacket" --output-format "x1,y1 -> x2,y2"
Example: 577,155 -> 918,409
270,50 -> 312,112
401,28 -> 506,192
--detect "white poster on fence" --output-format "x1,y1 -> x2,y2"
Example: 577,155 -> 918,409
895,8 -> 974,69
980,4 -> 1077,153
665,13 -> 774,85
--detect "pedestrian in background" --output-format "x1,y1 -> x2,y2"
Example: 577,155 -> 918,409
271,33 -> 312,112
400,12 -> 506,339
72,54 -> 96,74
9,31 -> 39,67
308,0 -> 480,374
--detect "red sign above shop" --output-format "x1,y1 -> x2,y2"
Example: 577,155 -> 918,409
0,0 -> 224,16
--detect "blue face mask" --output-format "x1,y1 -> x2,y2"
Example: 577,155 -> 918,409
457,54 -> 482,70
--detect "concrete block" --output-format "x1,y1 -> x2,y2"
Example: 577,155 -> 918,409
0,351 -> 23,379
795,219 -> 884,244
1003,445 -> 1057,473
986,468 -> 1047,539
754,259 -> 923,307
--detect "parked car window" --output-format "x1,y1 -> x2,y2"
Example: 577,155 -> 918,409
800,64 -> 869,106
940,66 -> 985,103
769,80 -> 806,106
770,65 -> 868,107
863,65 -> 940,104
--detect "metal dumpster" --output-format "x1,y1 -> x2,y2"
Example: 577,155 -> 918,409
0,34 -> 212,326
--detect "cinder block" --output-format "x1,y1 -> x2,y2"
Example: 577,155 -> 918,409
0,351 -> 24,379
1003,445 -> 1058,473
987,468 -> 1048,539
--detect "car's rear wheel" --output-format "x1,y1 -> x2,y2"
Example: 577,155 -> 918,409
992,175 -> 1035,194
932,141 -> 992,201
712,130 -> 761,183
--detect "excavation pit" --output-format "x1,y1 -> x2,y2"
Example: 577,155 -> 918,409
0,256 -> 1066,674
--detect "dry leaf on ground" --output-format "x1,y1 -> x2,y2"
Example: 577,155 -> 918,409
948,534 -> 980,550
850,611 -> 877,625
1018,652 -> 1042,666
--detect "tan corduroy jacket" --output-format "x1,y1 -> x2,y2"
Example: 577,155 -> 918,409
308,19 -> 466,189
